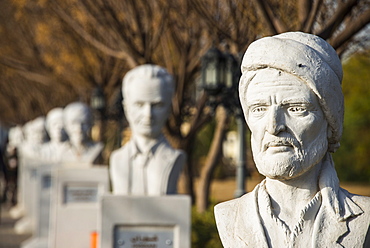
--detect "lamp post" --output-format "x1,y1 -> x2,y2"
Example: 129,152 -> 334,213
90,86 -> 106,142
91,87 -> 106,116
201,46 -> 247,198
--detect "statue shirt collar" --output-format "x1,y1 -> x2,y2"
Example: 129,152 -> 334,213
129,135 -> 165,158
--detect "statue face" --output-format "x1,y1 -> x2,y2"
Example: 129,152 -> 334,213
64,111 -> 91,144
124,78 -> 170,139
26,119 -> 47,144
47,116 -> 65,142
244,71 -> 329,180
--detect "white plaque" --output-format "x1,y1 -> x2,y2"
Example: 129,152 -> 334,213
114,225 -> 175,248
100,195 -> 191,248
49,166 -> 109,248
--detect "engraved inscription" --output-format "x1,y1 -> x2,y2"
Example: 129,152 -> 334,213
64,184 -> 98,204
114,225 -> 174,248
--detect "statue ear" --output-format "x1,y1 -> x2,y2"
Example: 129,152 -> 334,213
122,100 -> 127,114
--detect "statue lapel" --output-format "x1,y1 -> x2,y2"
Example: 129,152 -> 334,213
234,185 -> 269,248
312,188 -> 364,247
122,143 -> 131,194
312,205 -> 347,247
147,141 -> 171,194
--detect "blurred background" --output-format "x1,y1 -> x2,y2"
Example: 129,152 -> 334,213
0,1 -> 370,247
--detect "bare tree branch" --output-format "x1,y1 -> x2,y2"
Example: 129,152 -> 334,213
330,9 -> 370,50
253,0 -> 290,34
196,105 -> 229,212
317,0 -> 358,39
252,0 -> 278,34
303,0 -> 323,33
52,3 -> 138,67
298,0 -> 312,29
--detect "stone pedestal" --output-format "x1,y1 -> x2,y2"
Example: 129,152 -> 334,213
48,166 -> 109,248
21,164 -> 55,248
14,160 -> 41,234
99,195 -> 191,248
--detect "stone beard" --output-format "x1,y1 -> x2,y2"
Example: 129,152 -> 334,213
214,32 -> 370,248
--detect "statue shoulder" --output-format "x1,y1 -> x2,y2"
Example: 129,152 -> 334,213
173,149 -> 186,162
338,188 -> 370,246
215,198 -> 240,221
352,193 -> 370,203
340,187 -> 370,212
158,139 -> 186,162
94,141 -> 104,151
110,143 -> 130,164
215,192 -> 255,220
214,192 -> 257,248
351,193 -> 370,215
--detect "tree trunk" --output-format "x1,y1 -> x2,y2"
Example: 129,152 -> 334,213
297,0 -> 312,30
181,142 -> 196,203
196,105 -> 229,213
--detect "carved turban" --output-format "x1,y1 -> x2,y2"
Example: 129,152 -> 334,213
239,32 -> 344,152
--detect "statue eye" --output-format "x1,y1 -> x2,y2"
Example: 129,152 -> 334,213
134,102 -> 144,107
152,102 -> 164,108
251,106 -> 267,113
288,106 -> 306,113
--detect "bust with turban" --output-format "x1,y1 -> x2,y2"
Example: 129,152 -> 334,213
214,32 -> 370,248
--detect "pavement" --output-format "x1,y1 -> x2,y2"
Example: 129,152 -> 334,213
0,205 -> 31,248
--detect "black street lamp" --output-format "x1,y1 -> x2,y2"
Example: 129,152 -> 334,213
223,48 -> 239,92
90,87 -> 106,115
201,47 -> 226,95
90,86 -> 106,142
201,46 -> 247,198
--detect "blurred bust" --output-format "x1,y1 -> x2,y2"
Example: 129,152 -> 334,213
110,64 -> 185,195
41,107 -> 68,163
7,125 -> 24,150
62,102 -> 103,164
6,125 -> 23,168
20,117 -> 48,160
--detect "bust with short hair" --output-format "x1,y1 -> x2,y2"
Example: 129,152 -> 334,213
109,64 -> 185,195
41,107 -> 68,162
214,32 -> 370,247
62,102 -> 103,164
19,117 -> 48,160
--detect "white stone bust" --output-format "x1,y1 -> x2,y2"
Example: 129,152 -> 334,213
110,64 -> 186,195
214,32 -> 370,247
62,102 -> 103,164
41,107 -> 68,162
7,125 -> 24,149
19,117 -> 48,160
6,125 -> 23,167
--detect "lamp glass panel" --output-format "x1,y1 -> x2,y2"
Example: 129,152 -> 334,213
205,62 -> 217,88
225,64 -> 233,89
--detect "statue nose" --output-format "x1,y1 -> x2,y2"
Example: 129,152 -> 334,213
266,107 -> 286,135
142,104 -> 153,119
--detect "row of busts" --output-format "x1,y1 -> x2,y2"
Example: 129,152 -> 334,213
7,102 -> 103,165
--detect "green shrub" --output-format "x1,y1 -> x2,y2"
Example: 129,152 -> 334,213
191,204 -> 223,248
